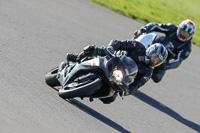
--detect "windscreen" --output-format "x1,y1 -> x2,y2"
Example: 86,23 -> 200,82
118,55 -> 138,79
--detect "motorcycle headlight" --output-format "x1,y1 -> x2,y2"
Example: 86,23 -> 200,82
113,70 -> 123,84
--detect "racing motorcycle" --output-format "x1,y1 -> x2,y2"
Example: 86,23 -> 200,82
45,49 -> 138,103
135,33 -> 175,60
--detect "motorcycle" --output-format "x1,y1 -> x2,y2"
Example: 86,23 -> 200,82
135,33 -> 175,60
45,49 -> 138,103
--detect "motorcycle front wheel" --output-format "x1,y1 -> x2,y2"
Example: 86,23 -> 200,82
59,73 -> 102,99
45,67 -> 60,87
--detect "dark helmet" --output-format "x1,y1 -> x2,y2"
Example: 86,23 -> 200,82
145,43 -> 168,68
177,19 -> 196,41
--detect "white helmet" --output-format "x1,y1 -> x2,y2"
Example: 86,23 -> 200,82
145,43 -> 168,68
177,19 -> 196,41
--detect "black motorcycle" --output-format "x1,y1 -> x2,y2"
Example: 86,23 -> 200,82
45,49 -> 138,103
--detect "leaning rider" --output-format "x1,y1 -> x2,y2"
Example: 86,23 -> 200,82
67,39 -> 168,103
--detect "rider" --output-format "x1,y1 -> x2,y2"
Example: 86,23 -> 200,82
67,39 -> 168,103
133,19 -> 196,83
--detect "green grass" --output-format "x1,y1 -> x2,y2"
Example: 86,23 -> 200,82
89,0 -> 200,46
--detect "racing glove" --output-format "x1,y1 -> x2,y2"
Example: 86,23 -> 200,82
106,46 -> 115,55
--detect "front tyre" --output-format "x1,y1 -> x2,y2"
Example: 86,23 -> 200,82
59,74 -> 102,99
45,67 -> 60,87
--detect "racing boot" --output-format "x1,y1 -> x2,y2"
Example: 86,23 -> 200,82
66,45 -> 106,62
66,45 -> 95,62
66,53 -> 78,62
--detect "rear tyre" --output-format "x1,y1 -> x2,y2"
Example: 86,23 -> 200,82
45,67 -> 60,87
59,73 -> 102,99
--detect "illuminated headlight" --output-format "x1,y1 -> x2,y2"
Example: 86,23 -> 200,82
113,70 -> 123,84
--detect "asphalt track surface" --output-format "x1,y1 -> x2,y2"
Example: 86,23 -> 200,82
0,0 -> 200,133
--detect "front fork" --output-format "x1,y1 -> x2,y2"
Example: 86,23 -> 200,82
58,62 -> 68,73
57,62 -> 67,79
57,61 -> 72,86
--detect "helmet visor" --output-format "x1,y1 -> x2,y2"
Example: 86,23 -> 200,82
179,29 -> 192,40
150,53 -> 164,67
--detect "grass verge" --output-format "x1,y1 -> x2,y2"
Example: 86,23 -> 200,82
89,0 -> 200,46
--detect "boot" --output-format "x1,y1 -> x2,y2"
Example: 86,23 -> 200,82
66,53 -> 77,62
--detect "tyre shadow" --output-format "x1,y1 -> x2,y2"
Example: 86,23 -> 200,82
133,91 -> 200,132
52,87 -> 131,132
66,98 -> 132,133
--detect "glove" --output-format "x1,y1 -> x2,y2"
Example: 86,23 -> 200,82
133,28 -> 147,39
106,46 -> 115,55
83,45 -> 95,56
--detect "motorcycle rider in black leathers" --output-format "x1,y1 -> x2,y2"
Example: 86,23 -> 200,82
66,39 -> 168,104
133,19 -> 196,83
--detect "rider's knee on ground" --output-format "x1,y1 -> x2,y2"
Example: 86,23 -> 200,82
151,74 -> 163,83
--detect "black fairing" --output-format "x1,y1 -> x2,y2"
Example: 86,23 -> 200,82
89,57 -> 120,98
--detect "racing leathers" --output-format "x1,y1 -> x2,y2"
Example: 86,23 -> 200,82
133,23 -> 192,82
